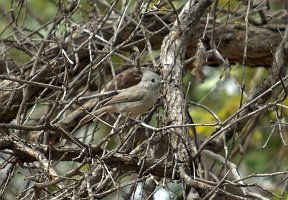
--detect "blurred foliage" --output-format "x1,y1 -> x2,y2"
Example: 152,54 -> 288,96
192,74 -> 288,196
185,63 -> 287,185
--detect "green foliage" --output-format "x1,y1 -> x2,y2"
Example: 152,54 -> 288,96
185,63 -> 287,194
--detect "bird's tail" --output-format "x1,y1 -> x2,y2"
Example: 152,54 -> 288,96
78,106 -> 108,127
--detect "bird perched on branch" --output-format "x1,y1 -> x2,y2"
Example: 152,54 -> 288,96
80,70 -> 163,125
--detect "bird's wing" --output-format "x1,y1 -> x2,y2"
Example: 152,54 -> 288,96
104,86 -> 146,105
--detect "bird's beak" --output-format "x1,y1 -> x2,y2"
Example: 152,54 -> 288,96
160,80 -> 166,84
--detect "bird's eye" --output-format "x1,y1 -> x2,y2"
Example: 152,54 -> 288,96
151,78 -> 155,82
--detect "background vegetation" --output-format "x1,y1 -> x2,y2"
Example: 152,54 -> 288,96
0,0 -> 287,199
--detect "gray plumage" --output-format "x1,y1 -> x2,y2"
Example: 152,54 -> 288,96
95,70 -> 162,116
80,70 -> 162,126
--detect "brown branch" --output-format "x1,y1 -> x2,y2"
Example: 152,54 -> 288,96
161,0 -> 212,155
0,75 -> 64,91
0,135 -> 173,178
0,15 -> 285,124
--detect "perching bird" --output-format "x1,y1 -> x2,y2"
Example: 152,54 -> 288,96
80,70 -> 163,125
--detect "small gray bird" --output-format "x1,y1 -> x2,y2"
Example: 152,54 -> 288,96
80,70 -> 163,126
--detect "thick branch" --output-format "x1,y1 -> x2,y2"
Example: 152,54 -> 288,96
161,0 -> 212,149
0,136 -> 173,178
